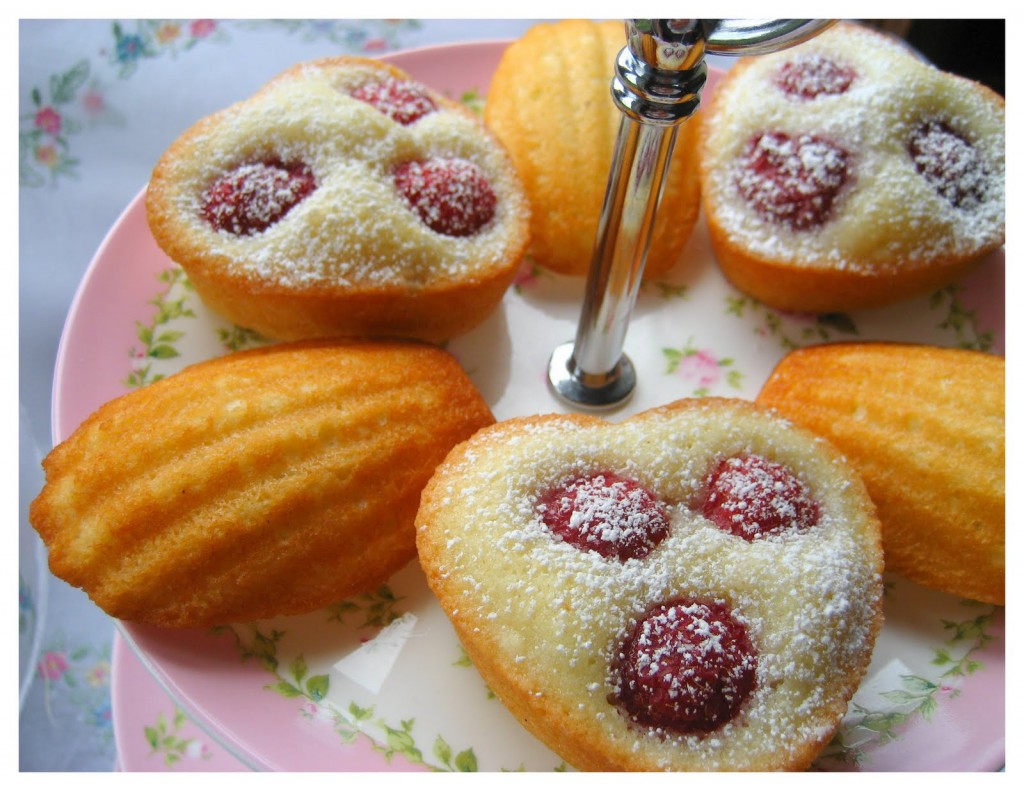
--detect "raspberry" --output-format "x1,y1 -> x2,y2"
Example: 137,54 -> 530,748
350,78 -> 437,125
774,55 -> 855,99
538,472 -> 669,561
908,120 -> 989,209
202,160 -> 315,235
702,455 -> 820,541
736,131 -> 849,230
394,158 -> 497,237
614,599 -> 757,734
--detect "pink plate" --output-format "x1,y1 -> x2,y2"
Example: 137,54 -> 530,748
112,631 -> 248,771
57,41 -> 1005,772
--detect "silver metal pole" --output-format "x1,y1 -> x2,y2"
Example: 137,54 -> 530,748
548,19 -> 836,410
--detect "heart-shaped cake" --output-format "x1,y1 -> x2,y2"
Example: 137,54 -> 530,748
416,398 -> 884,771
146,57 -> 530,343
699,22 -> 1004,313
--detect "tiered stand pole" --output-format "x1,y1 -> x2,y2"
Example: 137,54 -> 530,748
548,19 -> 836,410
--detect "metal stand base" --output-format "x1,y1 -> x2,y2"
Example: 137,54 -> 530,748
547,341 -> 636,411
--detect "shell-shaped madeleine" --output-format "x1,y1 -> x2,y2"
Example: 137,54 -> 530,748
30,340 -> 494,627
757,342 -> 1004,604
484,19 -> 702,279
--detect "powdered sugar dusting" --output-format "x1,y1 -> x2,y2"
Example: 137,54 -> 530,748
735,132 -> 849,230
908,120 -> 990,209
703,23 -> 1004,271
613,598 -> 758,734
538,472 -> 669,561
202,161 -> 316,235
394,158 -> 497,237
350,77 -> 437,125
156,61 -> 528,289
702,454 -> 821,540
775,54 -> 856,100
417,403 -> 884,770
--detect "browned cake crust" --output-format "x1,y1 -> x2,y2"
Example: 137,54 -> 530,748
700,22 -> 1004,313
484,20 -> 702,279
757,342 -> 1004,604
416,398 -> 884,771
146,56 -> 530,343
30,340 -> 494,627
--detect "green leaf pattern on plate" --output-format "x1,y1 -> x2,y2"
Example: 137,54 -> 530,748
126,267 -> 195,387
126,266 -> 267,388
216,606 -> 482,772
129,243 -> 1002,772
144,707 -> 212,767
815,601 -> 999,768
326,585 -> 405,629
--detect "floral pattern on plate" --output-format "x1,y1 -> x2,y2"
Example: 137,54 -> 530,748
55,42 -> 1003,773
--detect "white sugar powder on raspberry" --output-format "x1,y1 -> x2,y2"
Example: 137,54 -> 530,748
539,474 -> 666,557
702,24 -> 1004,272
775,54 -> 856,99
163,64 -> 528,289
416,403 -> 884,769
909,121 -> 990,209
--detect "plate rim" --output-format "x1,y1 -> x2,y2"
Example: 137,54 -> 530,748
51,38 -> 1005,773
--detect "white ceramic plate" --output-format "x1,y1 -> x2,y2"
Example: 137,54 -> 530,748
57,41 -> 1005,772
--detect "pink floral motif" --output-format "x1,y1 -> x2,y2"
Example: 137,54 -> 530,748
663,339 -> 742,396
34,106 -> 62,135
363,37 -> 388,51
727,294 -> 859,350
513,261 -> 547,294
674,348 -> 722,391
81,88 -> 105,115
299,699 -> 335,723
514,267 -> 537,289
38,651 -> 69,680
190,19 -> 217,38
22,60 -> 92,184
185,740 -> 214,759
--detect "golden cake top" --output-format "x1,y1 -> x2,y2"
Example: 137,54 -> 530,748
701,23 -> 1005,273
148,57 -> 529,290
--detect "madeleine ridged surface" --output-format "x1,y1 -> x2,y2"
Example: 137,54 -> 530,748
31,340 -> 494,627
484,19 -> 702,279
757,343 -> 1004,604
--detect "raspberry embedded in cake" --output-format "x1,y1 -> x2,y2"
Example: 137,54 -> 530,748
202,160 -> 316,235
613,598 -> 757,734
774,55 -> 855,99
350,77 -> 437,125
735,131 -> 850,230
394,157 -> 498,237
537,472 -> 669,561
702,454 -> 821,541
908,120 -> 989,209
